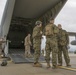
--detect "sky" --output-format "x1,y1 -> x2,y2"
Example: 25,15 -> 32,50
55,0 -> 76,51
0,0 -> 76,50
55,0 -> 76,32
0,0 -> 7,25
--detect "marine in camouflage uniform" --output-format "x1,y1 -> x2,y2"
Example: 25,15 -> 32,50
24,34 -> 32,57
0,39 -> 2,56
0,37 -> 6,57
32,21 -> 42,67
57,24 -> 71,66
44,18 -> 59,68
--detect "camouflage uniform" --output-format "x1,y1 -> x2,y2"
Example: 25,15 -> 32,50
0,38 -> 6,56
24,35 -> 32,57
32,25 -> 42,63
58,29 -> 70,66
0,43 -> 2,55
44,23 -> 59,68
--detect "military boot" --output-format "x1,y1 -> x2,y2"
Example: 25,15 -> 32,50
33,62 -> 42,67
58,63 -> 62,66
0,54 -> 4,58
52,65 -> 58,69
25,55 -> 28,58
28,54 -> 33,58
66,64 -> 71,67
46,63 -> 51,68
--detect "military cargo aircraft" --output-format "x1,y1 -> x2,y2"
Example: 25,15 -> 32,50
0,0 -> 68,63
68,32 -> 76,45
1,1 -> 76,75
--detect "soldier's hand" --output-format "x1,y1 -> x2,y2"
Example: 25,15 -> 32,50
40,31 -> 42,34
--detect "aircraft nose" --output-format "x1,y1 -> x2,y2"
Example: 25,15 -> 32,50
71,40 -> 76,45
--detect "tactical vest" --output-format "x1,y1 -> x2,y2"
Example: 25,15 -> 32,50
58,30 -> 67,46
45,24 -> 54,36
32,26 -> 42,39
53,25 -> 59,34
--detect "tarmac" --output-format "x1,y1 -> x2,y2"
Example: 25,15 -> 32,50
0,53 -> 76,75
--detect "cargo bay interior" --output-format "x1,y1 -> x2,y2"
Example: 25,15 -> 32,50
7,0 -> 67,50
0,0 -> 67,63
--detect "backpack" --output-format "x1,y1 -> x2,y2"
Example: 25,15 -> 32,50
45,24 -> 54,36
53,25 -> 59,34
1,59 -> 7,66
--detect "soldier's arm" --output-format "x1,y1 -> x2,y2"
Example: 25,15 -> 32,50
42,27 -> 46,35
65,31 -> 69,45
24,37 -> 28,46
57,31 -> 61,40
53,25 -> 59,34
32,27 -> 42,38
28,37 -> 32,46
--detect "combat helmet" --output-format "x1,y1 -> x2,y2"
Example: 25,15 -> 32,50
35,21 -> 42,25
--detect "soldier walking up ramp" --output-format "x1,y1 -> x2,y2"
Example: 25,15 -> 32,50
9,49 -> 45,64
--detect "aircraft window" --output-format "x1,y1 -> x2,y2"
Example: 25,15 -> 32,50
47,11 -> 52,19
42,14 -> 47,25
55,5 -> 59,12
54,1 -> 62,14
45,14 -> 48,23
58,1 -> 62,7
51,8 -> 56,18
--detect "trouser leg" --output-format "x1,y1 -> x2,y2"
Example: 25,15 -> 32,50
58,46 -> 62,65
63,46 -> 70,66
45,42 -> 51,63
34,44 -> 41,63
51,40 -> 58,68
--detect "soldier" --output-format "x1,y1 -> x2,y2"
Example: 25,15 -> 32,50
57,24 -> 71,67
44,18 -> 59,68
0,37 -> 6,57
2,35 -> 7,56
24,33 -> 32,57
0,38 -> 3,57
32,21 -> 42,67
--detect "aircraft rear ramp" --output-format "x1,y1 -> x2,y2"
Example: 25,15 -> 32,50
9,49 -> 45,64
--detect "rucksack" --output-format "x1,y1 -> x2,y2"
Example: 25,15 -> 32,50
1,59 -> 7,66
45,24 -> 54,36
53,25 -> 59,34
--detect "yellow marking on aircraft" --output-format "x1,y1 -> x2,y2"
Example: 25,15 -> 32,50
7,60 -> 12,63
0,59 -> 12,63
58,66 -> 76,71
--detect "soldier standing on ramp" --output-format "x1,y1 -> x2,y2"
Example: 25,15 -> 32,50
57,24 -> 71,67
44,18 -> 59,68
32,21 -> 42,67
24,33 -> 32,57
0,38 -> 3,57
0,37 -> 6,58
